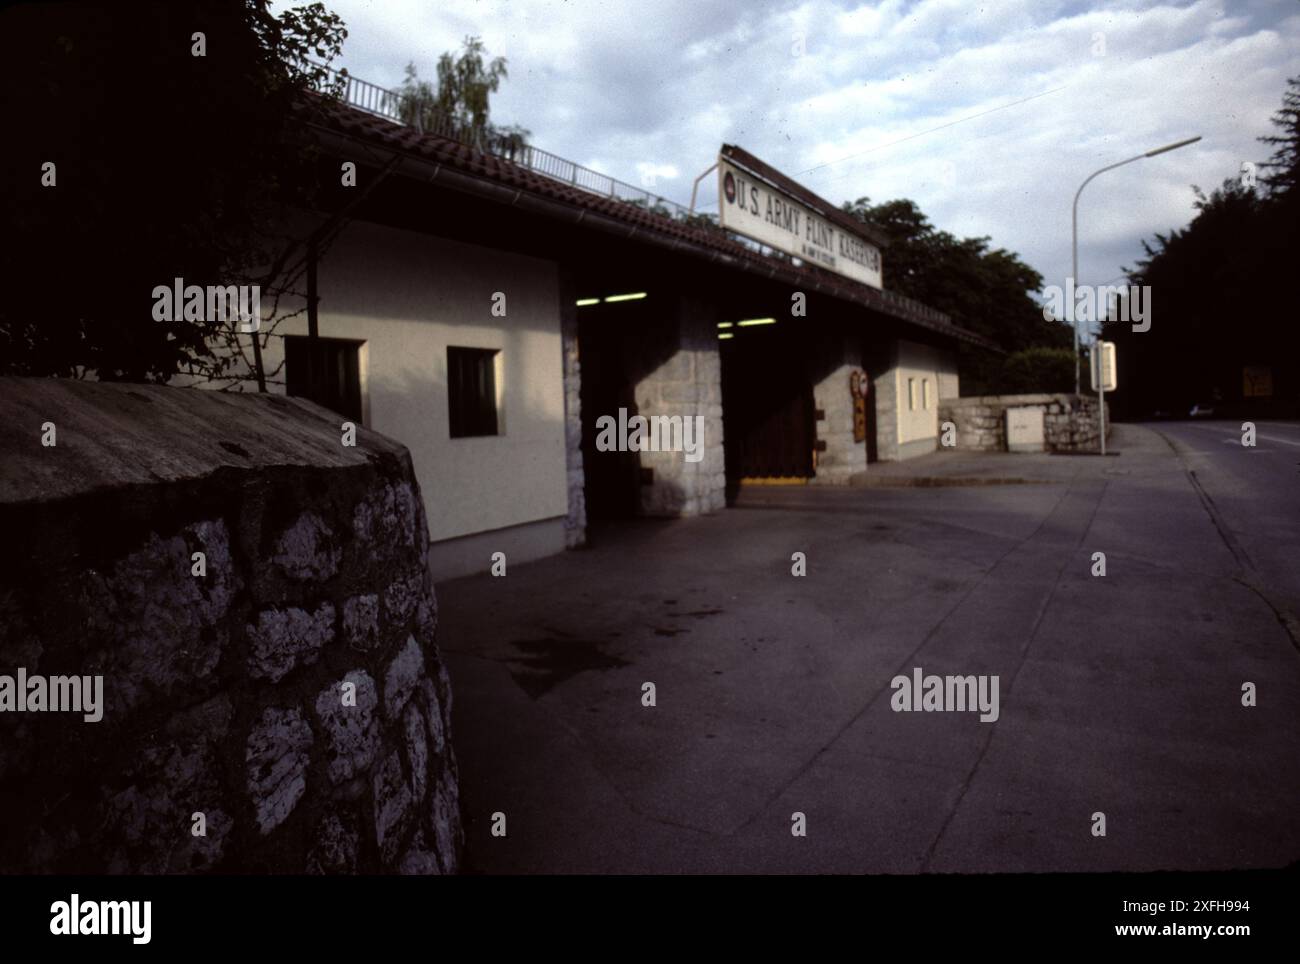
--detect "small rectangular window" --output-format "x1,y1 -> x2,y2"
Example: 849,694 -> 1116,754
908,377 -> 916,411
285,335 -> 363,423
922,378 -> 931,410
447,346 -> 500,438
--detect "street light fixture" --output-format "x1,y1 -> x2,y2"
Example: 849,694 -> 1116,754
1070,136 -> 1201,396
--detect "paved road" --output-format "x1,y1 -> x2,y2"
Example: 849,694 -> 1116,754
437,422 -> 1300,873
1146,419 -> 1300,627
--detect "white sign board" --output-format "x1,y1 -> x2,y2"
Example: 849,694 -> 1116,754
1090,341 -> 1117,392
717,156 -> 882,289
1006,406 -> 1045,452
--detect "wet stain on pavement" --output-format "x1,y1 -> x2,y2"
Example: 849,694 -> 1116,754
505,637 -> 628,699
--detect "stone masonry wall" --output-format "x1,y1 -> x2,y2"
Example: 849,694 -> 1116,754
938,393 -> 1112,453
633,293 -> 726,516
0,378 -> 462,874
559,271 -> 588,548
810,332 -> 867,485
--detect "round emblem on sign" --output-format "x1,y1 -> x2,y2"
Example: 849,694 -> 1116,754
723,171 -> 736,205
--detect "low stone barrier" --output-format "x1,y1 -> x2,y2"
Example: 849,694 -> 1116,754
938,393 -> 1112,453
0,377 -> 461,873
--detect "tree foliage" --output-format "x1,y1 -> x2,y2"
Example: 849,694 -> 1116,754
841,198 -> 1071,394
999,347 -> 1077,395
0,0 -> 347,382
1110,75 -> 1300,417
396,37 -> 530,156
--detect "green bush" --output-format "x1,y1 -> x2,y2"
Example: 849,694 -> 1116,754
997,347 -> 1076,394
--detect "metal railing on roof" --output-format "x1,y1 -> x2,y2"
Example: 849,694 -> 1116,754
313,65 -> 701,222
308,65 -> 955,330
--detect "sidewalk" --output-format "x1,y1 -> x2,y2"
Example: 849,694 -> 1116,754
841,430 -> 1131,487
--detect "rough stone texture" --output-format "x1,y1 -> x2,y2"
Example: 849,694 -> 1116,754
810,330 -> 867,485
427,768 -> 462,872
99,695 -> 234,873
399,839 -> 444,876
382,573 -> 422,631
559,269 -> 588,548
247,602 -> 335,682
79,520 -> 238,715
939,393 -> 1112,453
384,635 -> 425,721
0,377 -> 462,874
417,678 -> 447,757
403,701 -> 429,803
307,813 -> 360,874
315,670 -> 379,784
631,292 -> 726,517
246,706 -> 314,835
342,593 -> 380,651
272,512 -> 340,581
353,481 -> 419,555
372,749 -> 415,866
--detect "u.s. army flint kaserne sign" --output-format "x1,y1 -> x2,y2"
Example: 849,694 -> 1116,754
717,155 -> 882,289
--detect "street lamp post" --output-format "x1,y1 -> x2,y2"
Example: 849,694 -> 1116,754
1070,136 -> 1202,397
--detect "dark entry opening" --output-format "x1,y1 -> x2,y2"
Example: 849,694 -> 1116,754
578,304 -> 641,521
720,322 -> 814,502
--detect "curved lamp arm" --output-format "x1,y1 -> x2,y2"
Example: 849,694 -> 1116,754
1069,136 -> 1201,393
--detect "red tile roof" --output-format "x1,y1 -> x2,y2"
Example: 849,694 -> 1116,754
299,95 -> 996,349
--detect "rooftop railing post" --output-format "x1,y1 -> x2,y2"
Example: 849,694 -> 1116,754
309,63 -> 708,224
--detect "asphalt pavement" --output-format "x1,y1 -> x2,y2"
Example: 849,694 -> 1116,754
435,421 -> 1300,873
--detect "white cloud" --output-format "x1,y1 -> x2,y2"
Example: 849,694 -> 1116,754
309,0 -> 1299,296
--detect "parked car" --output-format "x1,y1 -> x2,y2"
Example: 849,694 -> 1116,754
1189,402 -> 1217,418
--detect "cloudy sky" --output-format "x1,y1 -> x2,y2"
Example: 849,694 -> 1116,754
309,0 -> 1298,297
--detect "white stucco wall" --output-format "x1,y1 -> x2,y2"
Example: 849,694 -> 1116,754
894,340 -> 947,447
251,218 -> 568,544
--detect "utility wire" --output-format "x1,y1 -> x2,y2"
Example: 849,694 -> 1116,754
796,84 -> 1069,179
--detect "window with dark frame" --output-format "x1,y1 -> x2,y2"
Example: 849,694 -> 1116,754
284,335 -> 364,423
447,346 -> 500,438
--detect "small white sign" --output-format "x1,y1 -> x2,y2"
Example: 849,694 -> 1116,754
1006,406 -> 1045,452
1090,341 -> 1117,392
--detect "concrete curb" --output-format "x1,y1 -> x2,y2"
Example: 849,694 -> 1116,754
850,475 -> 1052,488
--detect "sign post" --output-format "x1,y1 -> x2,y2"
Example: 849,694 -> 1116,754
1090,340 -> 1117,455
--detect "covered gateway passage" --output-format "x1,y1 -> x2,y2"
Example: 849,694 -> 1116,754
720,317 -> 815,484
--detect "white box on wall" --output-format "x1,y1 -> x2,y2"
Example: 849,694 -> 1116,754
1006,406 -> 1045,452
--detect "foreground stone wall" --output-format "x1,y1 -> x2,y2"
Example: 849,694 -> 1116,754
938,393 -> 1112,453
0,378 -> 462,874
